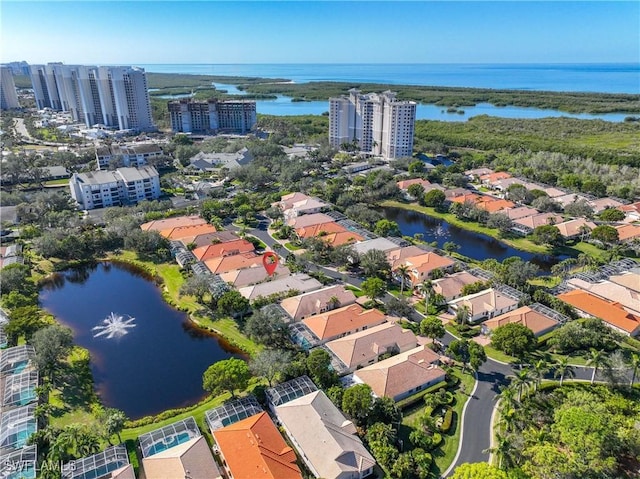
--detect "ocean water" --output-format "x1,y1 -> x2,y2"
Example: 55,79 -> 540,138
140,63 -> 640,94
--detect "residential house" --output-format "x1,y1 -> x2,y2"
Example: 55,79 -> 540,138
286,213 -> 336,228
618,201 -> 640,222
609,270 -> 640,293
295,221 -> 346,240
141,215 -> 207,232
449,193 -> 480,205
192,239 -> 255,261
558,289 -> 640,336
395,252 -> 455,287
444,187 -> 473,199
159,223 -> 217,242
280,285 -> 357,321
512,213 -> 563,235
615,224 -> 640,243
95,143 -> 164,169
431,271 -> 482,301
465,168 -> 494,180
204,252 -> 262,275
213,412 -> 303,479
503,206 -> 539,221
325,322 -> 418,372
0,244 -> 23,270
554,219 -> 597,240
302,305 -> 387,344
491,177 -> 524,191
354,345 -> 446,401
238,273 -> 322,302
566,278 -> 640,315
220,264 -> 292,288
352,238 -> 402,256
186,230 -> 240,249
276,192 -> 328,219
397,178 -> 432,191
481,305 -> 561,337
541,187 -> 566,198
62,446 -> 135,479
273,390 -> 376,479
480,171 -> 512,187
141,436 -> 223,479
448,288 -> 519,323
477,198 -> 516,213
386,245 -> 429,269
589,197 -> 624,214
555,193 -> 592,209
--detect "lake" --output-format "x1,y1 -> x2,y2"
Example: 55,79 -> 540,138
382,206 -> 563,272
39,262 -> 243,419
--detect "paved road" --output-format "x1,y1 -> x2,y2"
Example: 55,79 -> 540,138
244,216 -> 634,476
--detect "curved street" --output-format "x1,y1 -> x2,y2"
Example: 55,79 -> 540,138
243,215 -> 632,477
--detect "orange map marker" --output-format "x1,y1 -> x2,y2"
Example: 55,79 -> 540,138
262,252 -> 279,276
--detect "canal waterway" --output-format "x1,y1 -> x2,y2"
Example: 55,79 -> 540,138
39,262 -> 242,419
382,206 -> 563,271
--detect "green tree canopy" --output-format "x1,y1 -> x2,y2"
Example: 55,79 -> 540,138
31,324 -> 74,384
419,316 -> 446,341
423,189 -> 446,208
450,463 -> 509,479
202,358 -> 250,398
490,323 -> 537,358
361,277 -> 386,301
342,383 -> 375,426
306,348 -> 338,389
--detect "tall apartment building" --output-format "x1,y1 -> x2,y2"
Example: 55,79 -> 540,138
329,89 -> 416,159
69,166 -> 161,210
95,144 -> 164,170
0,67 -> 20,110
168,99 -> 256,134
28,63 -> 155,131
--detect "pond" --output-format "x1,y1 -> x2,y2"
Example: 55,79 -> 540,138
382,206 -> 563,272
39,262 -> 243,419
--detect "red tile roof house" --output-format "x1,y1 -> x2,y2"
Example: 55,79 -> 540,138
558,289 -> 640,337
301,305 -> 387,344
280,285 -> 357,321
394,252 -> 456,287
212,412 -> 303,479
354,345 -> 446,401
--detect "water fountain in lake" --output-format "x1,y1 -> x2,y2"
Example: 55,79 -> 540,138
92,312 -> 136,339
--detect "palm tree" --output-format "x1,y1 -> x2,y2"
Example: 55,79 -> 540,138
508,369 -> 533,402
483,432 -> 516,470
531,359 -> 549,392
497,385 -> 518,412
455,305 -> 471,326
326,295 -> 340,311
578,224 -> 592,242
396,264 -> 411,294
553,357 -> 575,386
629,352 -> 640,386
586,348 -> 608,385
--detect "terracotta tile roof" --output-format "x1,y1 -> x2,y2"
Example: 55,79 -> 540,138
213,412 -> 302,479
321,230 -> 364,247
397,178 -> 431,190
615,224 -> 640,241
483,306 -> 560,336
542,187 -> 566,198
558,289 -> 640,336
354,345 -> 445,400
302,305 -> 387,341
286,213 -> 335,228
432,271 -> 482,300
589,197 -> 624,213
142,436 -> 222,479
193,239 -> 255,261
296,221 -> 347,239
567,278 -> 640,314
326,323 -> 419,370
238,273 -> 322,301
159,223 -> 217,241
554,219 -> 597,238
204,252 -> 261,275
480,172 -> 512,183
277,192 -> 313,210
449,193 -> 481,204
478,198 -> 516,213
445,187 -> 472,198
400,253 -> 455,284
140,215 -> 207,232
619,201 -> 640,214
280,286 -> 357,321
465,167 -> 494,177
387,246 -> 428,269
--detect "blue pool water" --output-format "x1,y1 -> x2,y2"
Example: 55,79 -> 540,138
146,432 -> 192,457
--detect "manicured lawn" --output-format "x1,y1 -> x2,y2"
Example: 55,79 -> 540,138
43,178 -> 70,186
345,285 -> 365,298
284,242 -> 302,251
192,316 -> 262,357
484,344 -> 519,364
381,200 -> 553,255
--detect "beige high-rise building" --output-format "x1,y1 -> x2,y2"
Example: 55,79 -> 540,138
0,66 -> 20,110
329,89 -> 416,159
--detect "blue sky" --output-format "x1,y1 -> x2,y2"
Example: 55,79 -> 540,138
1,1 -> 638,64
